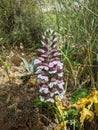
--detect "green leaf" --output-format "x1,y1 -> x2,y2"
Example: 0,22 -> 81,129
67,108 -> 78,117
71,88 -> 89,104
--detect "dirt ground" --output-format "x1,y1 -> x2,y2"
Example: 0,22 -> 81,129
0,49 -> 46,130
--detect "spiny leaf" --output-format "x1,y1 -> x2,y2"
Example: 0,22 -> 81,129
21,57 -> 29,72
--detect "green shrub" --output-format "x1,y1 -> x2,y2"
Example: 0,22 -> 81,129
0,0 -> 44,47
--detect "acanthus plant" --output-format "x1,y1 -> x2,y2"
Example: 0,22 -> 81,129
34,29 -> 65,103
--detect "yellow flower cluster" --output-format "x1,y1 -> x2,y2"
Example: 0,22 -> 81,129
72,87 -> 98,126
54,87 -> 98,128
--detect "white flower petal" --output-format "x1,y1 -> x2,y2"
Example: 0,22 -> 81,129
49,82 -> 54,88
35,69 -> 42,74
41,41 -> 46,46
58,82 -> 64,88
53,61 -> 59,65
46,98 -> 54,103
49,81 -> 57,88
44,66 -> 49,70
58,72 -> 63,77
49,62 -> 54,68
54,91 -> 59,95
58,84 -> 64,89
53,37 -> 58,42
49,70 -> 57,74
59,94 -> 64,99
37,66 -> 44,70
37,66 -> 49,71
38,74 -> 49,81
39,87 -> 49,94
34,59 -> 41,64
38,48 -> 46,53
40,96 -> 45,102
50,93 -> 54,97
44,88 -> 49,94
42,35 -> 45,39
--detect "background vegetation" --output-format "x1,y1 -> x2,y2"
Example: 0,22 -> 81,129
0,0 -> 44,47
0,0 -> 98,130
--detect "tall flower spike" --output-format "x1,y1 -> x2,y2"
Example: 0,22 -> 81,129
35,29 -> 65,103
